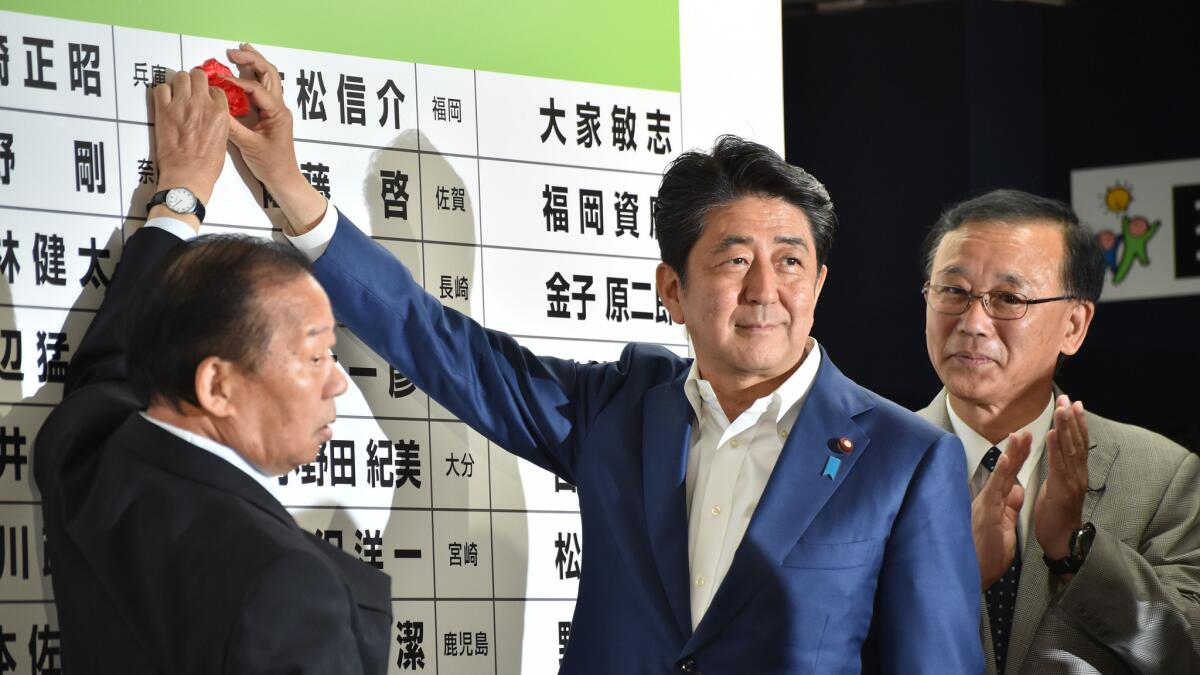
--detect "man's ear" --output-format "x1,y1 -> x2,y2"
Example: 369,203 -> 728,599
655,262 -> 686,325
194,356 -> 239,418
1059,300 -> 1095,357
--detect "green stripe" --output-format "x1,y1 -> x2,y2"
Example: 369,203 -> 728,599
2,0 -> 681,91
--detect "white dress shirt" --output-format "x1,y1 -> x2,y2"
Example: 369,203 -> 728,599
284,200 -> 339,261
144,201 -> 336,259
143,215 -> 199,242
139,412 -> 279,492
683,340 -> 822,628
947,395 -> 1054,554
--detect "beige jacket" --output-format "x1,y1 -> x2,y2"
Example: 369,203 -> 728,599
919,389 -> 1200,674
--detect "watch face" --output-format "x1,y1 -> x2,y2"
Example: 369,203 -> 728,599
164,188 -> 197,214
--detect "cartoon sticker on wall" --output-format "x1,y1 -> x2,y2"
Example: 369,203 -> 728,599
1095,183 -> 1161,285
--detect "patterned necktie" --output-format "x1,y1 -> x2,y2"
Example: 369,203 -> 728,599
981,446 -> 1020,675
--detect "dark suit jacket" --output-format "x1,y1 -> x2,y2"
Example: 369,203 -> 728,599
34,227 -> 392,674
310,212 -> 985,674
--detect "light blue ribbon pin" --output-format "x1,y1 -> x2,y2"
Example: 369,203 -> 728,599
822,455 -> 841,480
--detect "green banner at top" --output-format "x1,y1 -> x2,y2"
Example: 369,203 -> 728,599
2,0 -> 682,92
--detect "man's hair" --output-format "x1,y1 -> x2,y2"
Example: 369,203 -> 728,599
127,234 -> 313,410
922,189 -> 1105,303
655,135 -> 837,285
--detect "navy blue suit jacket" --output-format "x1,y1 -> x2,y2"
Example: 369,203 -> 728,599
315,213 -> 983,674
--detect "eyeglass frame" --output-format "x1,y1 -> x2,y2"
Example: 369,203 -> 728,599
921,281 -> 1079,320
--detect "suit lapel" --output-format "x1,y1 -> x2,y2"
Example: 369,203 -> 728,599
683,355 -> 874,653
1007,451 -> 1049,675
642,376 -> 695,641
118,415 -> 295,527
1080,413 -> 1117,521
915,388 -> 952,430
1008,410 -> 1112,674
1052,386 -> 1119,515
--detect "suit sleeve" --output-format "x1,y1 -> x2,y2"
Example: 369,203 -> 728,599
224,550 -> 367,675
1051,450 -> 1200,671
312,212 -> 628,483
871,432 -> 985,674
64,226 -> 184,396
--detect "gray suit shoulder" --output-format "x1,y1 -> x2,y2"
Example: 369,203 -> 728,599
1087,409 -> 1195,472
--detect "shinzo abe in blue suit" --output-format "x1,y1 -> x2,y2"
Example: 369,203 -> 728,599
221,43 -> 983,675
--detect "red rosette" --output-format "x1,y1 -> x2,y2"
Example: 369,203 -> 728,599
214,78 -> 250,117
197,58 -> 249,116
199,57 -> 232,80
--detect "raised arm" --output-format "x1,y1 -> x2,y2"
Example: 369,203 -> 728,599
224,44 -> 328,236
66,68 -> 230,395
223,45 -> 662,481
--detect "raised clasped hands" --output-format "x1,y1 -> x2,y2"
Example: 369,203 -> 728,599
973,395 -> 1092,587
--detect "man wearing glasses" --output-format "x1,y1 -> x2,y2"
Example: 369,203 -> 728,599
917,189 -> 1200,674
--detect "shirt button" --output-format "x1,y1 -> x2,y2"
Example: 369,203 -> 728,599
780,429 -> 788,438
695,575 -> 705,587
730,439 -> 739,448
711,506 -> 721,517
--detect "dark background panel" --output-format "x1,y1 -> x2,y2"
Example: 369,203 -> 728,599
783,0 -> 1200,450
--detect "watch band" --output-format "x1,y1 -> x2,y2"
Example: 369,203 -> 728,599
147,188 -> 207,223
1043,522 -> 1096,575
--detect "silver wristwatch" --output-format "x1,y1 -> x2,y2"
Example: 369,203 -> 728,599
147,187 -> 206,222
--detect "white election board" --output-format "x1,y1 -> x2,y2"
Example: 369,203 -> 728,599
0,3 -> 783,672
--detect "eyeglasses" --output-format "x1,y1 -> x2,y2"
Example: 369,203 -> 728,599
921,282 -> 1076,320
